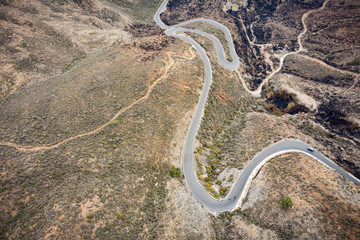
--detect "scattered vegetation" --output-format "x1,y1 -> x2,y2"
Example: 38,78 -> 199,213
170,168 -> 181,178
2,1 -> 360,239
263,84 -> 309,116
219,186 -> 230,197
231,4 -> 239,11
14,57 -> 36,71
110,0 -> 162,21
64,53 -> 86,71
0,36 -> 203,238
279,196 -> 293,209
347,57 -> 360,66
184,22 -> 233,62
179,36 -> 265,198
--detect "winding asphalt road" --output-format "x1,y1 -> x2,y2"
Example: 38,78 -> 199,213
154,0 -> 360,213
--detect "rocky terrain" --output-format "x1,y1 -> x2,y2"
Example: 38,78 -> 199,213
0,0 -> 359,239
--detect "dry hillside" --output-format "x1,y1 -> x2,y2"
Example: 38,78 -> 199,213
0,0 -> 359,239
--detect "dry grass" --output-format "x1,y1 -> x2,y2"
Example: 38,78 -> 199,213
0,37 -> 205,239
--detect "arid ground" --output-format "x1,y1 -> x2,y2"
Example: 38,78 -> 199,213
0,0 -> 359,239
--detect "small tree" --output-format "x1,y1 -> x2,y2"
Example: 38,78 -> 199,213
279,196 -> 293,209
169,168 -> 181,178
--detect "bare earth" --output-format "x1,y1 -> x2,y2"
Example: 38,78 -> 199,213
0,0 -> 359,239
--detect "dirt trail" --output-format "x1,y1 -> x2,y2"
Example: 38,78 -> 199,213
292,0 -> 359,89
0,48 -> 196,152
248,0 -> 331,95
235,69 -> 253,95
297,0 -> 330,52
2,0 -> 354,152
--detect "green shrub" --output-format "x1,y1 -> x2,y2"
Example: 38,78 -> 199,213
274,109 -> 283,117
169,168 -> 181,178
287,102 -> 295,111
86,212 -> 94,223
211,147 -> 221,155
348,57 -> 360,66
205,181 -> 218,197
219,186 -> 229,196
231,4 -> 239,10
202,142 -> 211,148
117,212 -> 125,220
279,196 -> 293,209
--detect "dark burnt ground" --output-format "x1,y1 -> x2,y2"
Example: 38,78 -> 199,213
160,0 -> 329,91
313,96 -> 360,179
303,0 -> 360,74
317,98 -> 360,143
281,54 -> 360,143
278,53 -> 360,178
262,83 -> 360,179
282,56 -> 354,88
239,0 -> 323,47
161,0 -> 360,178
261,86 -> 310,116
125,23 -> 163,38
